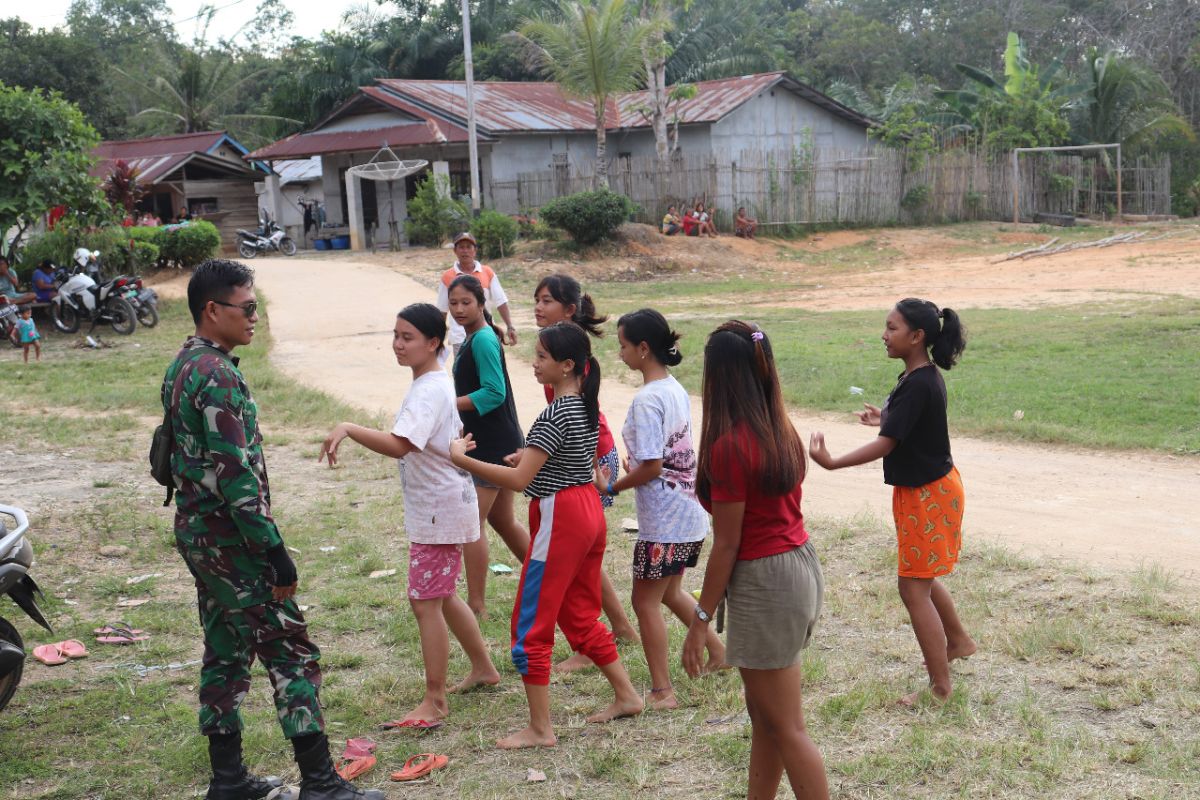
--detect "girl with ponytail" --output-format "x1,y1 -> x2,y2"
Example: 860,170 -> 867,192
531,273 -> 641,669
447,273 -> 526,619
606,309 -> 725,710
450,321 -> 642,749
809,297 -> 975,706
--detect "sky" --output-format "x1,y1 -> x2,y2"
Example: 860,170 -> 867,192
6,0 -> 357,43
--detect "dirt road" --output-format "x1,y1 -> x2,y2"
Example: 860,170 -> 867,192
249,254 -> 1200,582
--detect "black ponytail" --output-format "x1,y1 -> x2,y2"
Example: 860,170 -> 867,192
449,274 -> 504,342
397,302 -> 446,354
617,308 -> 683,367
895,297 -> 967,370
535,273 -> 608,338
538,321 -> 600,431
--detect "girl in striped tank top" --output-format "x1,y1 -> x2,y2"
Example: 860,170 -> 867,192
451,321 -> 642,749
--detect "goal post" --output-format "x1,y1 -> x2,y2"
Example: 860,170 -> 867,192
1011,143 -> 1121,224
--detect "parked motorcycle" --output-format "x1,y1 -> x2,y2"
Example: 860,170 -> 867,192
0,504 -> 52,714
121,277 -> 159,328
72,247 -> 104,282
50,265 -> 137,336
237,218 -> 296,259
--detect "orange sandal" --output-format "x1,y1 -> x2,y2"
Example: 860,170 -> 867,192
390,753 -> 448,782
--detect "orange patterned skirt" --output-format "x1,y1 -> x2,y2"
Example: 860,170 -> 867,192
892,466 -> 964,579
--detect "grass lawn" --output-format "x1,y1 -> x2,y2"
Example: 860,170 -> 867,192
1,297 -> 1198,798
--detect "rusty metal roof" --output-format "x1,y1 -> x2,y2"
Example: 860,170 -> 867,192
91,131 -> 262,183
375,79 -> 619,133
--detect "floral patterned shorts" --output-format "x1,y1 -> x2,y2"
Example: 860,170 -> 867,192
408,542 -> 464,600
632,539 -> 703,581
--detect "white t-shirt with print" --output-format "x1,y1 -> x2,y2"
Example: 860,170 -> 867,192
392,371 -> 479,544
622,375 -> 708,543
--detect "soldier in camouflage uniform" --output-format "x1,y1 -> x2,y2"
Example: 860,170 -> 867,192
165,259 -> 382,800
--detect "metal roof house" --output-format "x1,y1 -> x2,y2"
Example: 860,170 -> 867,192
248,72 -> 875,249
91,131 -> 270,247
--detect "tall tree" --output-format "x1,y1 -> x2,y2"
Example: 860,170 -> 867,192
1072,47 -> 1194,148
521,0 -> 651,188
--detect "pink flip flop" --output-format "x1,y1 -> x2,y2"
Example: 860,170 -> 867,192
94,623 -> 144,636
96,631 -> 149,645
57,640 -> 89,659
33,644 -> 68,666
380,718 -> 444,731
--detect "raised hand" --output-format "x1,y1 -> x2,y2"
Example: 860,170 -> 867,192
808,431 -> 834,470
857,403 -> 881,427
319,424 -> 348,467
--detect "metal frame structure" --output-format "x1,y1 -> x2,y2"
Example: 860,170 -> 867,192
1011,143 -> 1121,223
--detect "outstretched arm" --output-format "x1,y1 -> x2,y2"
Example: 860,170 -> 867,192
809,432 -> 896,470
320,422 -> 415,466
451,434 -> 549,492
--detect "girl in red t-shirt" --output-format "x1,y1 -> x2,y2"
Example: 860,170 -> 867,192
686,320 -> 828,800
530,274 -> 641,669
808,298 -> 975,707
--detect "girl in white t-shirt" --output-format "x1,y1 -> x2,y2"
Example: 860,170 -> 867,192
602,308 -> 726,710
320,302 -> 499,728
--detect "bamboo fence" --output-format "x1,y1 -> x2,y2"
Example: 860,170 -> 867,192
488,146 -> 1171,227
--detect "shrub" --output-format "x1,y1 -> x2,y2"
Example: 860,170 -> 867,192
18,225 -> 132,276
539,189 -> 637,246
157,220 -> 221,268
407,175 -> 469,246
130,240 -> 160,272
900,184 -> 931,211
471,210 -> 519,259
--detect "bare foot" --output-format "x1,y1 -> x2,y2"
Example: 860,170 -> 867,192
647,689 -> 678,711
947,637 -> 977,663
897,686 -> 951,707
612,626 -> 641,645
450,668 -> 502,694
586,696 -> 644,723
496,726 -> 557,749
553,651 -> 594,674
402,697 -> 448,723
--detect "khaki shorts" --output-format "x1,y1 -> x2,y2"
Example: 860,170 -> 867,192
725,541 -> 823,670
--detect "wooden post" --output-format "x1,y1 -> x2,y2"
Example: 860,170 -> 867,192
1011,150 -> 1019,224
1116,145 -> 1123,221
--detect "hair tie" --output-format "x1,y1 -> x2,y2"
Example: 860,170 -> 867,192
667,344 -> 679,356
750,331 -> 764,342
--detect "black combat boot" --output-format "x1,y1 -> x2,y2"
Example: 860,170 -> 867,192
206,732 -> 284,800
293,733 -> 384,800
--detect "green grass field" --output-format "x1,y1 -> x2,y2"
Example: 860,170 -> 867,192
0,280 -> 1198,798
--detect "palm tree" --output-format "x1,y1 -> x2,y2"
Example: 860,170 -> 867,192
521,0 -> 652,188
1072,47 -> 1194,148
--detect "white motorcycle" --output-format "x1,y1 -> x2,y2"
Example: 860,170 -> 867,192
50,256 -> 137,336
0,505 -> 53,714
236,217 -> 296,259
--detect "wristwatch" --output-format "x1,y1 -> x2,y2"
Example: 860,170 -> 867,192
694,603 -> 712,623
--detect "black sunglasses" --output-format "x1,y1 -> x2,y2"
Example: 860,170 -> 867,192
212,300 -> 258,317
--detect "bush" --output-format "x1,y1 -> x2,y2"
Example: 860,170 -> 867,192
900,184 -> 931,211
130,240 -> 160,272
407,175 -> 469,246
157,220 -> 221,268
471,210 -> 519,259
18,225 -> 132,276
539,189 -> 637,246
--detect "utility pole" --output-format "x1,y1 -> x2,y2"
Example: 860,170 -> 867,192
462,0 -> 481,215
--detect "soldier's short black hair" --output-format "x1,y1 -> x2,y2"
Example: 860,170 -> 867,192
188,259 -> 255,324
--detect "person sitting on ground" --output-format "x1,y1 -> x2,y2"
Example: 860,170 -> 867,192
706,204 -> 720,237
681,208 -> 699,237
735,207 -> 758,239
0,257 -> 37,306
661,206 -> 682,236
32,260 -> 58,302
695,202 -> 717,238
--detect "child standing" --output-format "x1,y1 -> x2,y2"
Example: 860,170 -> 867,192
447,274 -> 526,619
531,274 -> 641,669
684,321 -> 828,800
319,303 -> 499,726
17,308 -> 40,363
603,309 -> 725,710
808,298 -> 975,706
450,322 -> 643,749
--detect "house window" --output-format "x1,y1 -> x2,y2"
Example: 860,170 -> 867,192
617,152 -> 632,172
552,153 -> 569,193
448,159 -> 471,198
188,197 -> 219,215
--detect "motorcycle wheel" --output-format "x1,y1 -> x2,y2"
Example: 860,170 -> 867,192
0,618 -> 23,714
108,297 -> 137,335
279,237 -> 297,256
136,302 -> 159,328
238,241 -> 258,259
52,302 -> 80,334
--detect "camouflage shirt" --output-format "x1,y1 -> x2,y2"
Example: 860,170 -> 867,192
162,336 -> 284,552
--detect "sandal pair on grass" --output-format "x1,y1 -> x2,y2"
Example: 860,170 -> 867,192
333,738 -> 448,783
94,623 -> 149,644
32,639 -> 88,666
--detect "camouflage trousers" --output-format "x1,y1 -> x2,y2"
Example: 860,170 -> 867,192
179,544 -> 325,739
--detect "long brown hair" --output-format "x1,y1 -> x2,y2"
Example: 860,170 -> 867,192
696,320 -> 805,502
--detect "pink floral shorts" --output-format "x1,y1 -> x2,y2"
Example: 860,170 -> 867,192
408,542 -> 463,600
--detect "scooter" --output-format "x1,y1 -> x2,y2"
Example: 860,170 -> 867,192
0,505 -> 52,714
121,277 -> 159,328
236,217 -> 296,259
50,265 -> 137,336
